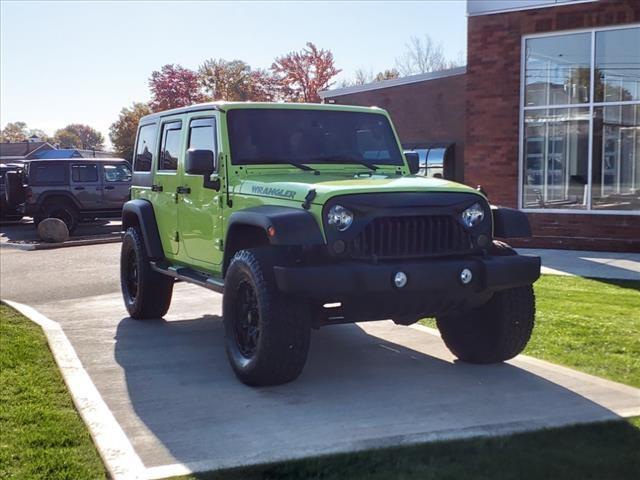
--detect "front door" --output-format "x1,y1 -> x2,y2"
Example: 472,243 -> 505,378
153,119 -> 183,256
178,115 -> 223,267
102,163 -> 132,209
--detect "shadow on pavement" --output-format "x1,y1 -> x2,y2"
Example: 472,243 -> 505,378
113,314 -> 623,471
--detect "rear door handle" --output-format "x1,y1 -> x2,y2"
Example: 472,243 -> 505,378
151,184 -> 163,192
74,186 -> 85,190
104,186 -> 114,190
176,186 -> 191,194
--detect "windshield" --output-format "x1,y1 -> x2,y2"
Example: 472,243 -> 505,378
227,108 -> 404,167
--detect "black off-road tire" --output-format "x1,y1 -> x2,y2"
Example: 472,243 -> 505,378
436,285 -> 535,364
223,248 -> 311,386
38,199 -> 80,233
120,226 -> 173,319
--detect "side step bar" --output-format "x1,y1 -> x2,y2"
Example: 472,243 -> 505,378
150,261 -> 224,294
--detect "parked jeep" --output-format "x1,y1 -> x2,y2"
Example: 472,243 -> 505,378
1,163 -> 24,221
7,158 -> 132,232
120,102 -> 540,386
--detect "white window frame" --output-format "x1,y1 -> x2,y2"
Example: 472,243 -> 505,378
518,23 -> 640,216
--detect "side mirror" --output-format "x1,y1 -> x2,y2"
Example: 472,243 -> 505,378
404,151 -> 420,175
186,149 -> 214,176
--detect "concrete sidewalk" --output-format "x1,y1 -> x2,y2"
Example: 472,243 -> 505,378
518,248 -> 640,280
10,284 -> 640,479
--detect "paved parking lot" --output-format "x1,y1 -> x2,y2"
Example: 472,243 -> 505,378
1,242 -> 639,478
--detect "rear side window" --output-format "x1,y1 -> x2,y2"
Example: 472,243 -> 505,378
30,164 -> 67,185
159,121 -> 182,171
71,164 -> 98,182
104,164 -> 132,182
134,124 -> 156,172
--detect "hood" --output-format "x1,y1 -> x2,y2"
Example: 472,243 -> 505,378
235,171 -> 482,205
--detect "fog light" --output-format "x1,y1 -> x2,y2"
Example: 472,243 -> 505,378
460,268 -> 473,284
394,271 -> 408,288
332,240 -> 346,254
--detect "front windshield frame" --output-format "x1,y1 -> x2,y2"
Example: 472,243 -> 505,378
226,108 -> 404,168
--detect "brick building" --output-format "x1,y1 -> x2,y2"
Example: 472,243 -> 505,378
322,0 -> 640,252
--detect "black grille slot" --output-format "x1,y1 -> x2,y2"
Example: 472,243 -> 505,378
349,215 -> 473,259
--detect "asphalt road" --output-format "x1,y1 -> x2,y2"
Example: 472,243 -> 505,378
0,242 -> 120,304
2,240 -> 639,478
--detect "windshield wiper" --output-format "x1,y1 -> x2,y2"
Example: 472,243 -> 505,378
249,157 -> 319,175
310,155 -> 379,171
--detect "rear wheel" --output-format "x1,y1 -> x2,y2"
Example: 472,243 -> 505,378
223,248 -> 311,386
38,199 -> 79,233
120,226 -> 173,319
436,285 -> 535,363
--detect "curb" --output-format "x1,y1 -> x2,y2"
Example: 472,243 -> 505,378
1,235 -> 122,251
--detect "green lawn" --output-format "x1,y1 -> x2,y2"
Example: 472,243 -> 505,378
421,275 -> 640,387
2,275 -> 639,480
0,304 -> 105,480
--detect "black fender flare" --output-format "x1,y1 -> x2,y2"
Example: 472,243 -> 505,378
121,199 -> 164,259
491,206 -> 532,238
226,206 -> 325,247
37,191 -> 82,211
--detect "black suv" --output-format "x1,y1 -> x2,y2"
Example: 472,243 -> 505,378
6,158 -> 132,232
1,162 -> 24,221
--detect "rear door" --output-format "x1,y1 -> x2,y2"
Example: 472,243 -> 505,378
102,163 -> 132,209
70,163 -> 102,209
152,118 -> 184,255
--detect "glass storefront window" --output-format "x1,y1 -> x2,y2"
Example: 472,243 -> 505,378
592,105 -> 640,210
523,108 -> 589,209
525,33 -> 591,107
521,26 -> 640,213
595,27 -> 640,103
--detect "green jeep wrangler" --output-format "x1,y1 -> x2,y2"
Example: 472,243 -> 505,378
120,102 -> 541,386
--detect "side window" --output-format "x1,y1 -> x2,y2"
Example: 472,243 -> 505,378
134,124 -> 156,172
188,117 -> 217,169
71,164 -> 98,182
31,164 -> 67,185
159,122 -> 182,171
104,164 -> 132,182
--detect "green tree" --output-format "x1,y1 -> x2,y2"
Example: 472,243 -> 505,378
198,59 -> 276,101
53,129 -> 82,149
0,122 -> 29,142
53,124 -> 104,150
109,102 -> 152,161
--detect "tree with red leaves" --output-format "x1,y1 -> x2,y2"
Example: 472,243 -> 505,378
148,64 -> 206,112
271,42 -> 341,103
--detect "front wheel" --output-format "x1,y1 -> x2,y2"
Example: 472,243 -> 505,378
223,248 -> 311,386
120,227 -> 174,319
436,285 -> 535,363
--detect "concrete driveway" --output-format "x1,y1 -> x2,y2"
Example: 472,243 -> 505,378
1,243 -> 639,479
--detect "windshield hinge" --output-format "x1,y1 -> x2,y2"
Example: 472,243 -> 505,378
302,189 -> 316,210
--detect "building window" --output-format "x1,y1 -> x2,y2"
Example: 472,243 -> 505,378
521,26 -> 639,213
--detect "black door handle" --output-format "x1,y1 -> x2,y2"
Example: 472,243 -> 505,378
176,186 -> 191,194
74,186 -> 85,190
104,186 -> 115,190
151,184 -> 163,192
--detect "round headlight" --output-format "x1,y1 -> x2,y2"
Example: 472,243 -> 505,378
461,202 -> 484,228
327,205 -> 354,231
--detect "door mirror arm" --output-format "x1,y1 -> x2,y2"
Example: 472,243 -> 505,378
204,173 -> 221,191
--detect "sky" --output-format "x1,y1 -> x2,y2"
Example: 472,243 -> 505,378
0,0 -> 467,148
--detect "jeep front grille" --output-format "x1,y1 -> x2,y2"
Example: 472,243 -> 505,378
348,215 -> 473,259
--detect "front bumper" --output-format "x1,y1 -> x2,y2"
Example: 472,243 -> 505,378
274,254 -> 541,321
